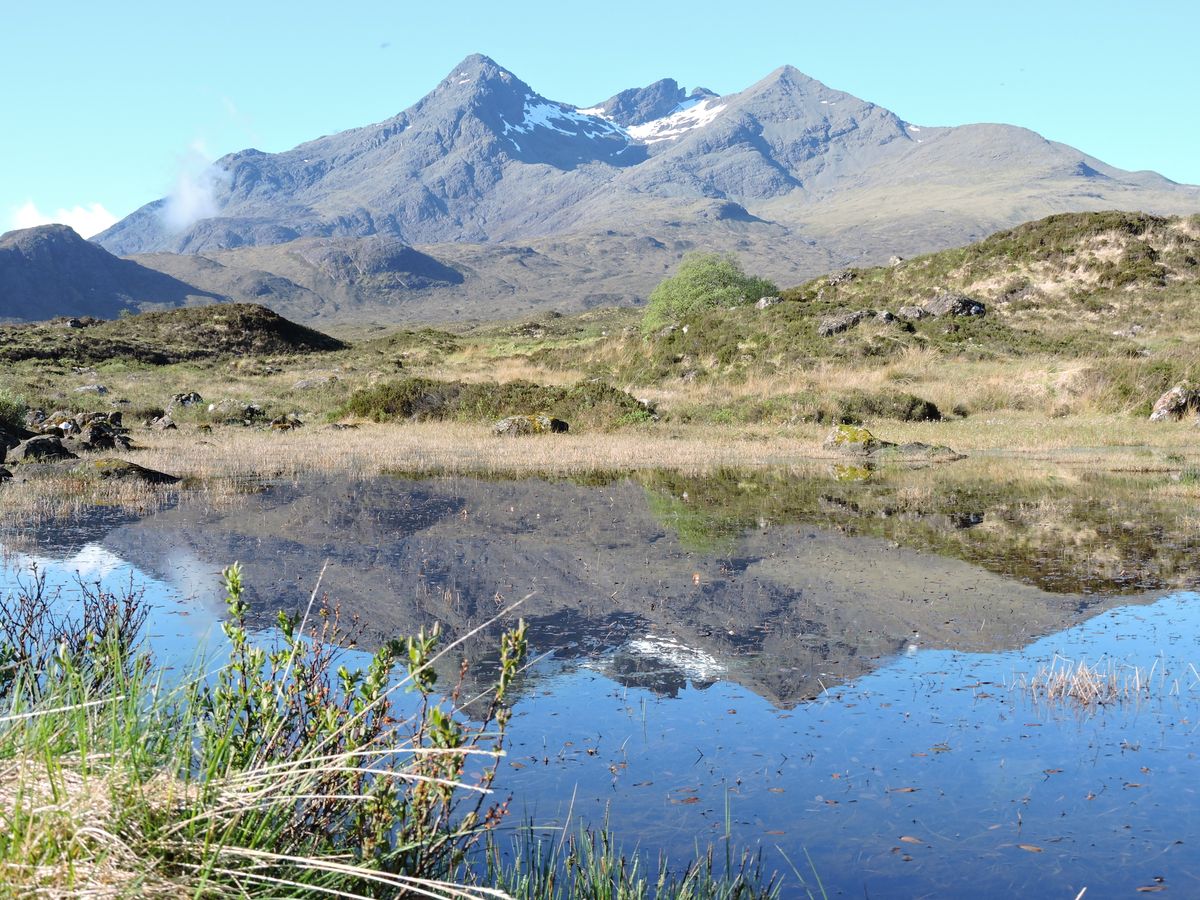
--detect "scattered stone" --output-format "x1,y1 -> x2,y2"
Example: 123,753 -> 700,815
654,324 -> 678,339
874,442 -> 967,463
167,391 -> 203,412
1112,324 -> 1145,338
79,421 -> 134,452
492,415 -> 569,436
1149,384 -> 1200,422
74,384 -> 108,395
0,424 -> 30,452
897,306 -> 927,321
207,400 -> 266,425
875,310 -> 896,324
888,255 -> 905,267
826,270 -> 856,287
269,415 -> 304,431
24,409 -> 46,428
71,458 -> 180,485
755,296 -> 780,310
824,424 -> 883,453
824,425 -> 964,463
327,423 -> 360,430
817,310 -> 870,337
10,435 -> 78,463
923,293 -> 986,318
293,376 -> 339,390
150,416 -> 177,431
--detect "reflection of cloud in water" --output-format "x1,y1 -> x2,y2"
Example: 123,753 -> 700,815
7,543 -> 129,581
158,547 -> 228,619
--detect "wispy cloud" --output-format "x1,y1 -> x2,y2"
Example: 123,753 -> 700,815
161,139 -> 229,233
9,200 -> 118,238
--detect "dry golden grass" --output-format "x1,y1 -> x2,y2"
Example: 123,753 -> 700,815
1015,657 -> 1162,708
0,759 -> 184,898
118,415 -> 1199,484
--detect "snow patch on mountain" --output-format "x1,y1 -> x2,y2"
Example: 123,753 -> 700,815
627,97 -> 728,144
504,95 -> 628,141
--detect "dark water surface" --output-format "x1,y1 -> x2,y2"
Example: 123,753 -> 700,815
3,471 -> 1199,898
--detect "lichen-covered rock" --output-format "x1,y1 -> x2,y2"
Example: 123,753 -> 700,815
1149,384 -> 1200,422
824,423 -> 883,453
492,415 -> 569,436
150,415 -> 177,431
10,435 -> 78,463
71,458 -> 180,484
755,296 -> 780,310
824,426 -> 965,463
897,305 -> 926,321
923,293 -> 986,317
832,462 -> 874,482
817,310 -> 870,337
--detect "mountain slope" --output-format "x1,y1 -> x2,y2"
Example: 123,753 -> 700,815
96,54 -> 1200,261
0,224 -> 222,322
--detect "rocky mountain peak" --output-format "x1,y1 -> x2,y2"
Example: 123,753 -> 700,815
587,78 -> 718,127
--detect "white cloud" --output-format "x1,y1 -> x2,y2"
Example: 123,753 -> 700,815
10,199 -> 118,238
161,139 -> 229,233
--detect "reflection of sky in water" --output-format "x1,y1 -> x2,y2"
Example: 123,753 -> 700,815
1,544 -> 227,668
500,594 -> 1200,898
3,548 -> 1198,898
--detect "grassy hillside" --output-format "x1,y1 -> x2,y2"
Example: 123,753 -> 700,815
0,303 -> 346,365
1,212 -> 1198,441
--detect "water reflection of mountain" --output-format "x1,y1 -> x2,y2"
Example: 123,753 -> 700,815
27,475 -> 1149,707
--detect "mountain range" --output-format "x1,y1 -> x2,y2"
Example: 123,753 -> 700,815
5,54 -> 1199,323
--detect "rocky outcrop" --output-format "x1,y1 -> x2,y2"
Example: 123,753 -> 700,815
1149,384 -> 1200,422
817,310 -> 870,337
824,424 -> 963,462
492,415 -> 569,436
71,458 -> 180,485
9,435 -> 78,463
923,293 -> 986,317
207,400 -> 266,425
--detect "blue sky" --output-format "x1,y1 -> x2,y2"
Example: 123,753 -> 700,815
2,0 -> 1196,237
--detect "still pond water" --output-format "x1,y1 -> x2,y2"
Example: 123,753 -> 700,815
3,470 -> 1199,898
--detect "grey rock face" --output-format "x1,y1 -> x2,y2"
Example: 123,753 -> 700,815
818,309 -> 870,336
1149,384 -> 1200,422
588,79 -> 717,126
923,294 -> 986,317
11,435 -> 78,463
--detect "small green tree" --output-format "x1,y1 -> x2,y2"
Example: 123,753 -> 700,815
641,253 -> 776,335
